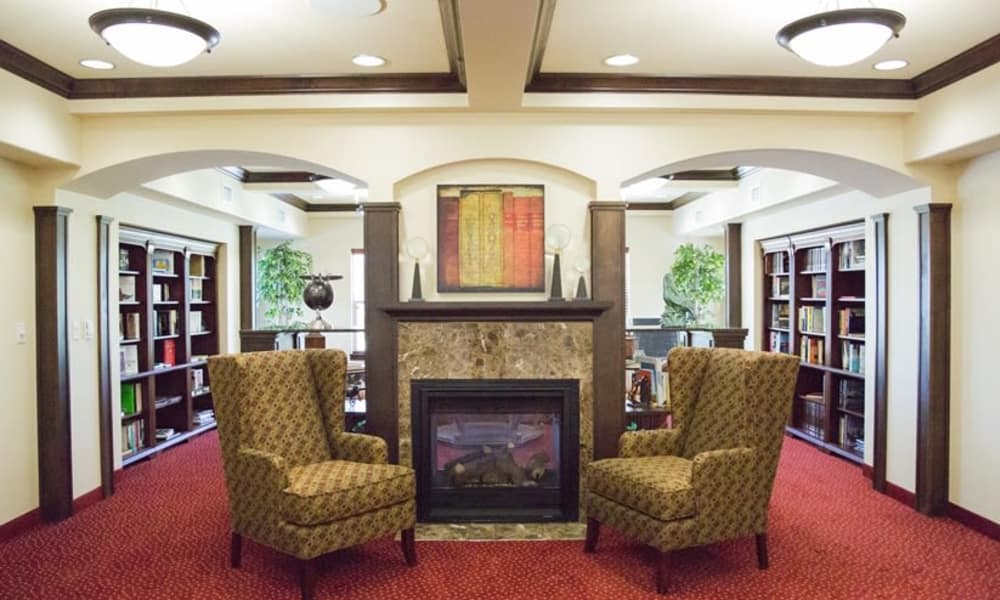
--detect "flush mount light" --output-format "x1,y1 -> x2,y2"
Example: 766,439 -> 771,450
776,6 -> 905,67
89,7 -> 221,68
873,58 -> 908,71
604,54 -> 639,67
79,58 -> 115,70
352,54 -> 386,67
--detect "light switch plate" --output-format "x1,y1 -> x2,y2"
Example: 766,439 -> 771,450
72,321 -> 82,341
15,322 -> 26,344
84,319 -> 95,340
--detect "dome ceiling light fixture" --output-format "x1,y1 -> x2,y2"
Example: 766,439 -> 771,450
776,2 -> 906,67
89,3 -> 221,68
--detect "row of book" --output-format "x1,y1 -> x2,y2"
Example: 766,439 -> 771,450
119,275 -> 137,303
838,308 -> 865,335
839,240 -> 866,270
799,306 -> 826,333
809,274 -> 827,298
839,414 -> 864,451
839,379 -> 864,412
120,345 -> 139,375
152,283 -> 172,303
121,382 -> 143,416
770,303 -> 790,329
770,276 -> 789,297
155,309 -> 178,337
191,367 -> 207,393
800,400 -> 824,438
765,252 -> 789,274
193,409 -> 215,427
841,340 -> 866,374
799,247 -> 827,272
121,421 -> 145,456
120,312 -> 141,341
800,336 -> 825,365
768,331 -> 790,354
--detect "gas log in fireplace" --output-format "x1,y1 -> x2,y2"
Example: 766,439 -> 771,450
411,379 -> 579,522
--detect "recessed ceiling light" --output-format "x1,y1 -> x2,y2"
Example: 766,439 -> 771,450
352,54 -> 386,67
316,178 -> 356,193
79,58 -> 115,70
873,59 -> 908,71
604,54 -> 639,67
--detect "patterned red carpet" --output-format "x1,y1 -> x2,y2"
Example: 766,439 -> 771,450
1,431 -> 997,599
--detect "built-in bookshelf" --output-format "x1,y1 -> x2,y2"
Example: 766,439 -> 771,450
118,227 -> 219,466
760,222 -> 867,463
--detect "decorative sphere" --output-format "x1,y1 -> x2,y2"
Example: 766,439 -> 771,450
303,277 -> 335,311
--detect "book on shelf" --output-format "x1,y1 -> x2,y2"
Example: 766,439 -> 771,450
193,409 -> 215,426
770,303 -> 790,328
119,248 -> 130,271
120,312 -> 141,340
152,283 -> 170,303
841,340 -> 865,374
799,337 -> 825,365
800,247 -> 827,272
120,345 -> 139,375
119,275 -> 136,302
771,276 -> 789,297
838,414 -> 864,449
838,379 -> 864,412
190,367 -> 205,391
810,274 -> 827,298
838,308 -> 865,335
120,382 -> 142,415
190,255 -> 206,277
839,239 -> 866,270
121,421 -> 144,455
765,252 -> 789,274
154,395 -> 183,409
190,278 -> 203,301
190,311 -> 203,333
768,331 -> 790,354
801,401 -> 824,438
151,249 -> 174,274
155,309 -> 178,336
802,391 -> 825,404
155,428 -> 178,441
637,355 -> 668,406
798,306 -> 826,334
162,338 -> 176,366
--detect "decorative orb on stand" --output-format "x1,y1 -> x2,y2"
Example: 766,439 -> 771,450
301,273 -> 343,329
405,237 -> 430,302
545,224 -> 572,301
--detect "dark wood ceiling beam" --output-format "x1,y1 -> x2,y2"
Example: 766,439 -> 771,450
0,40 -> 73,97
669,168 -> 740,181
526,0 -> 558,84
244,171 -> 319,184
912,33 -> 1000,97
527,73 -> 916,99
69,73 -> 464,99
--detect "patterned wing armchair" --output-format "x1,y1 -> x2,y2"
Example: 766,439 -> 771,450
584,347 -> 799,594
208,349 -> 417,600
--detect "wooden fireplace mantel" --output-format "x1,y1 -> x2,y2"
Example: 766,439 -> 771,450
381,301 -> 613,322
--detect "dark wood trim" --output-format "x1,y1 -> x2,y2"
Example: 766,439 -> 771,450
0,475 -> 124,543
670,168 -> 741,182
526,0 -> 558,82
381,301 -> 611,321
97,216 -> 115,499
861,464 -> 917,508
914,203 -> 951,516
946,502 -> 1000,542
34,206 -> 73,522
724,222 -> 742,329
0,40 -> 73,97
590,201 -> 626,460
437,0 -> 466,88
364,203 -> 401,463
913,34 -> 1000,98
526,73 -> 916,99
304,203 -> 361,213
238,225 -> 257,331
70,73 -> 464,99
243,171 -> 317,184
625,202 -> 674,211
271,193 -> 309,211
871,213 -> 889,493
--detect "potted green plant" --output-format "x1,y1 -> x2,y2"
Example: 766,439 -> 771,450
660,243 -> 725,327
256,241 -> 314,328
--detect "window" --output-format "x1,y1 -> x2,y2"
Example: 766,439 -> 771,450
350,249 -> 365,352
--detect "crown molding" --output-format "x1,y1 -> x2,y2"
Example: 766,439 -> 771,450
0,40 -> 73,97
912,33 -> 1000,97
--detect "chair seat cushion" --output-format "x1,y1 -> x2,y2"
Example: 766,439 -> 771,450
282,460 -> 415,526
587,455 -> 695,521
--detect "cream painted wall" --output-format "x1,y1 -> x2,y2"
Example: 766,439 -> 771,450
740,186 -> 928,494
395,160 -> 594,302
951,150 -> 1000,522
625,211 -> 724,324
0,71 -> 79,167
0,158 -> 41,523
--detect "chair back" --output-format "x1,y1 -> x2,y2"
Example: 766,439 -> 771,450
208,349 -> 347,470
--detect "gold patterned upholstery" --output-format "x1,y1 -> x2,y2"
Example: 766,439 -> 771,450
584,347 -> 799,594
208,349 -> 417,600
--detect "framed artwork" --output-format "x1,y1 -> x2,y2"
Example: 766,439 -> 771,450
437,184 -> 545,292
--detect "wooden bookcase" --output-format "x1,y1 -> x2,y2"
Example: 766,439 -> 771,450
117,227 -> 219,466
760,222 -> 867,463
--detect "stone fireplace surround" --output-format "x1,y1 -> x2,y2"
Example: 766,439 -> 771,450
397,321 -> 595,501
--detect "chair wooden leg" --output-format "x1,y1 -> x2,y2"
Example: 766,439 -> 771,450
656,551 -> 670,595
230,532 -> 242,569
584,517 -> 600,553
401,527 -> 418,566
756,533 -> 769,570
299,557 -> 316,600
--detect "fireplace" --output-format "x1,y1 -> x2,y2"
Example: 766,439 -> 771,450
411,379 -> 579,522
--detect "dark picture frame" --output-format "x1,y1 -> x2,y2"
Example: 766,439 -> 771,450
437,184 -> 545,292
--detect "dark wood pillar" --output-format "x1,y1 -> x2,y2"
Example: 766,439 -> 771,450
238,225 -> 257,330
914,203 -> 951,515
34,206 -> 73,522
871,213 -> 889,494
724,222 -> 742,328
97,216 -> 114,498
590,202 -> 626,460
364,203 -> 401,462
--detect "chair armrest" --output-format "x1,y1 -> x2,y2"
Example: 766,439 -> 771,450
691,447 -> 756,493
619,429 -> 682,458
237,447 -> 289,490
332,432 -> 388,464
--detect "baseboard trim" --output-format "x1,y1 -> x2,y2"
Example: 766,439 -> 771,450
861,464 -> 997,541
0,469 -> 125,543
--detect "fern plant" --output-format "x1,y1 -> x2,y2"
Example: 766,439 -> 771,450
256,241 -> 313,327
660,243 -> 725,327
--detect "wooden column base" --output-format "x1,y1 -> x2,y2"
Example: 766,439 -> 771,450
756,533 -> 769,569
230,532 -> 242,568
656,551 -> 670,594
584,517 -> 600,553
299,557 -> 316,600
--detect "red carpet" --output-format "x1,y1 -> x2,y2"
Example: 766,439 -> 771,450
1,432 -> 998,599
